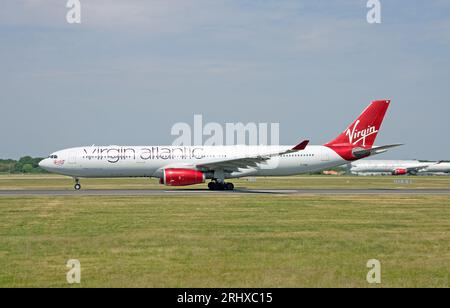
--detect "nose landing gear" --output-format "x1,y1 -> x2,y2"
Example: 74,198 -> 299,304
74,179 -> 81,191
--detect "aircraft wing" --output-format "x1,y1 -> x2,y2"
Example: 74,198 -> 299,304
409,161 -> 444,173
196,140 -> 309,172
405,166 -> 429,173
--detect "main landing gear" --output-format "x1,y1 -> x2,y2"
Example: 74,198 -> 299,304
74,179 -> 81,191
208,181 -> 234,191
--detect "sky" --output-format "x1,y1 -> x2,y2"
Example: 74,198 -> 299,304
1,0 -> 449,160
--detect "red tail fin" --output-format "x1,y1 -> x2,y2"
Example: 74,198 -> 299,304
325,100 -> 391,160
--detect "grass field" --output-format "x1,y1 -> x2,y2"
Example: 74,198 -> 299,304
0,175 -> 449,288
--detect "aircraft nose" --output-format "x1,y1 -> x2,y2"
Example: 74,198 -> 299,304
39,159 -> 50,170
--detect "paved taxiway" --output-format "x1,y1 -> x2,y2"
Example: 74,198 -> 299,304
1,189 -> 450,196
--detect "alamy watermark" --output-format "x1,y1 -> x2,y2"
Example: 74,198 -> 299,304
66,259 -> 81,284
170,115 -> 282,166
171,114 -> 280,147
66,0 -> 81,24
367,0 -> 382,24
366,259 -> 382,284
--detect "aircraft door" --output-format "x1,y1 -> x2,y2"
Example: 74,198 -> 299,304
68,151 -> 77,164
321,149 -> 330,162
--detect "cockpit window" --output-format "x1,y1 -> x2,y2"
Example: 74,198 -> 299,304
49,155 -> 58,159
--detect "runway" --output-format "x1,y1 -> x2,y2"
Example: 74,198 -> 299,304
1,188 -> 450,196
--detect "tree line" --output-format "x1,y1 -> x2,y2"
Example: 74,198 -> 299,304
0,157 -> 47,174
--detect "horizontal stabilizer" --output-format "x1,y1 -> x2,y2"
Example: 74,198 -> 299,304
353,144 -> 404,157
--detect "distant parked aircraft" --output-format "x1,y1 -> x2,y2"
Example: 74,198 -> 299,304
39,100 -> 401,190
349,160 -> 450,176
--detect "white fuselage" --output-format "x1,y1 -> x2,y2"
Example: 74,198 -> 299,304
39,145 -> 345,179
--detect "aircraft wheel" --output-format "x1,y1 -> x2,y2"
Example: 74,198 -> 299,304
208,182 -> 216,190
208,182 -> 232,191
225,183 -> 234,191
74,184 -> 81,191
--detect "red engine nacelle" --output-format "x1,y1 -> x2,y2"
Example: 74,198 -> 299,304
392,168 -> 408,175
160,168 -> 205,186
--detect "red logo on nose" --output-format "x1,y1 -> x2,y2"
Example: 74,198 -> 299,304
54,160 -> 65,166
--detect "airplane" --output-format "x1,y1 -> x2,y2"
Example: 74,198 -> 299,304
349,160 -> 450,176
39,100 -> 401,190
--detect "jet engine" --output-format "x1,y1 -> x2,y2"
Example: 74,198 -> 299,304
160,168 -> 205,186
392,168 -> 408,176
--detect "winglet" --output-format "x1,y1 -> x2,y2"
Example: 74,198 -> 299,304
292,140 -> 310,151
